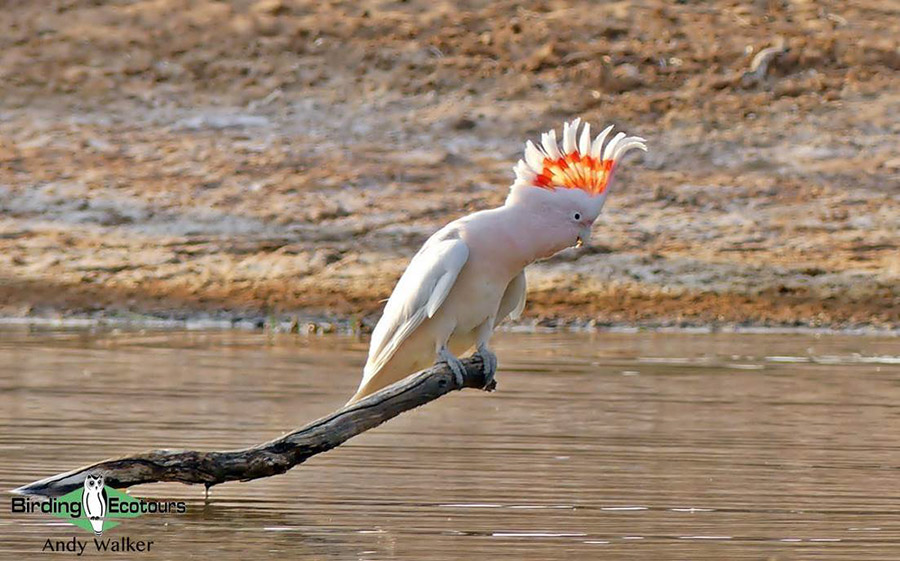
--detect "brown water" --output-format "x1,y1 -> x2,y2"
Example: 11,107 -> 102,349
1,329 -> 899,560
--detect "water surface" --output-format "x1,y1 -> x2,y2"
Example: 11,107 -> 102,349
1,329 -> 899,559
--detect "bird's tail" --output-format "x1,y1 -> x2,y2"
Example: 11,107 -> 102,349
344,390 -> 364,407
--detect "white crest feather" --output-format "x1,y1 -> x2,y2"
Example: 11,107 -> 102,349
524,140 -> 544,170
612,137 -> 648,161
578,122 -> 592,154
563,118 -> 581,154
515,159 -> 535,180
590,125 -> 615,158
541,130 -> 561,160
602,132 -> 626,162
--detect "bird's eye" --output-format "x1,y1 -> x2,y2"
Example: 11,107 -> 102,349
573,212 -> 581,221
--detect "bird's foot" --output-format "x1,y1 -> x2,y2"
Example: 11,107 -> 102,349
475,344 -> 498,391
438,347 -> 467,387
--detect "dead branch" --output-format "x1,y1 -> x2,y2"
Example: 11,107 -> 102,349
13,356 -> 493,497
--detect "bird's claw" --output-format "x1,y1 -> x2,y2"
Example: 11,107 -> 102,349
475,345 -> 498,391
438,347 -> 467,387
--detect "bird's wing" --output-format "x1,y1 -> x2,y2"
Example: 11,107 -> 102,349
362,234 -> 470,384
497,270 -> 527,323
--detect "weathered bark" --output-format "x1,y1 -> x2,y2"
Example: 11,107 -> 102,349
13,356 -> 493,497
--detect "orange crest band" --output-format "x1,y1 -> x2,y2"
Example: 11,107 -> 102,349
533,154 -> 615,196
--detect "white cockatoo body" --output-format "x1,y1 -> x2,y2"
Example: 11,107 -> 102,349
348,119 -> 646,403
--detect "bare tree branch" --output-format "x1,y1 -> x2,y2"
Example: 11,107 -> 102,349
13,356 -> 493,497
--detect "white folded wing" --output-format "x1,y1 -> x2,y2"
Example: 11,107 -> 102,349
362,233 -> 470,385
497,270 -> 526,323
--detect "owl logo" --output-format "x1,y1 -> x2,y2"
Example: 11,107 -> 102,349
82,473 -> 108,535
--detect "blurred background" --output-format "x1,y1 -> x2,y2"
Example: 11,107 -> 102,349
0,0 -> 897,330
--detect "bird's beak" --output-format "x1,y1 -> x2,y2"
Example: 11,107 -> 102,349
575,225 -> 592,248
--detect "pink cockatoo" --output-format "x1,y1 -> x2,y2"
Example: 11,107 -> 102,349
348,119 -> 647,404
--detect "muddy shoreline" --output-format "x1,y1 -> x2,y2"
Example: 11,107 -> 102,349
1,1 -> 897,330
1,312 -> 896,338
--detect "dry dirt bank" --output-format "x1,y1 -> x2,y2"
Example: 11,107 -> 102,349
0,0 -> 897,330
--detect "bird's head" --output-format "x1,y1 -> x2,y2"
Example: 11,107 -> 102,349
504,119 -> 646,256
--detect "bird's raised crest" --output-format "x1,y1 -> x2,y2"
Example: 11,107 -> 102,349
512,118 -> 647,196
